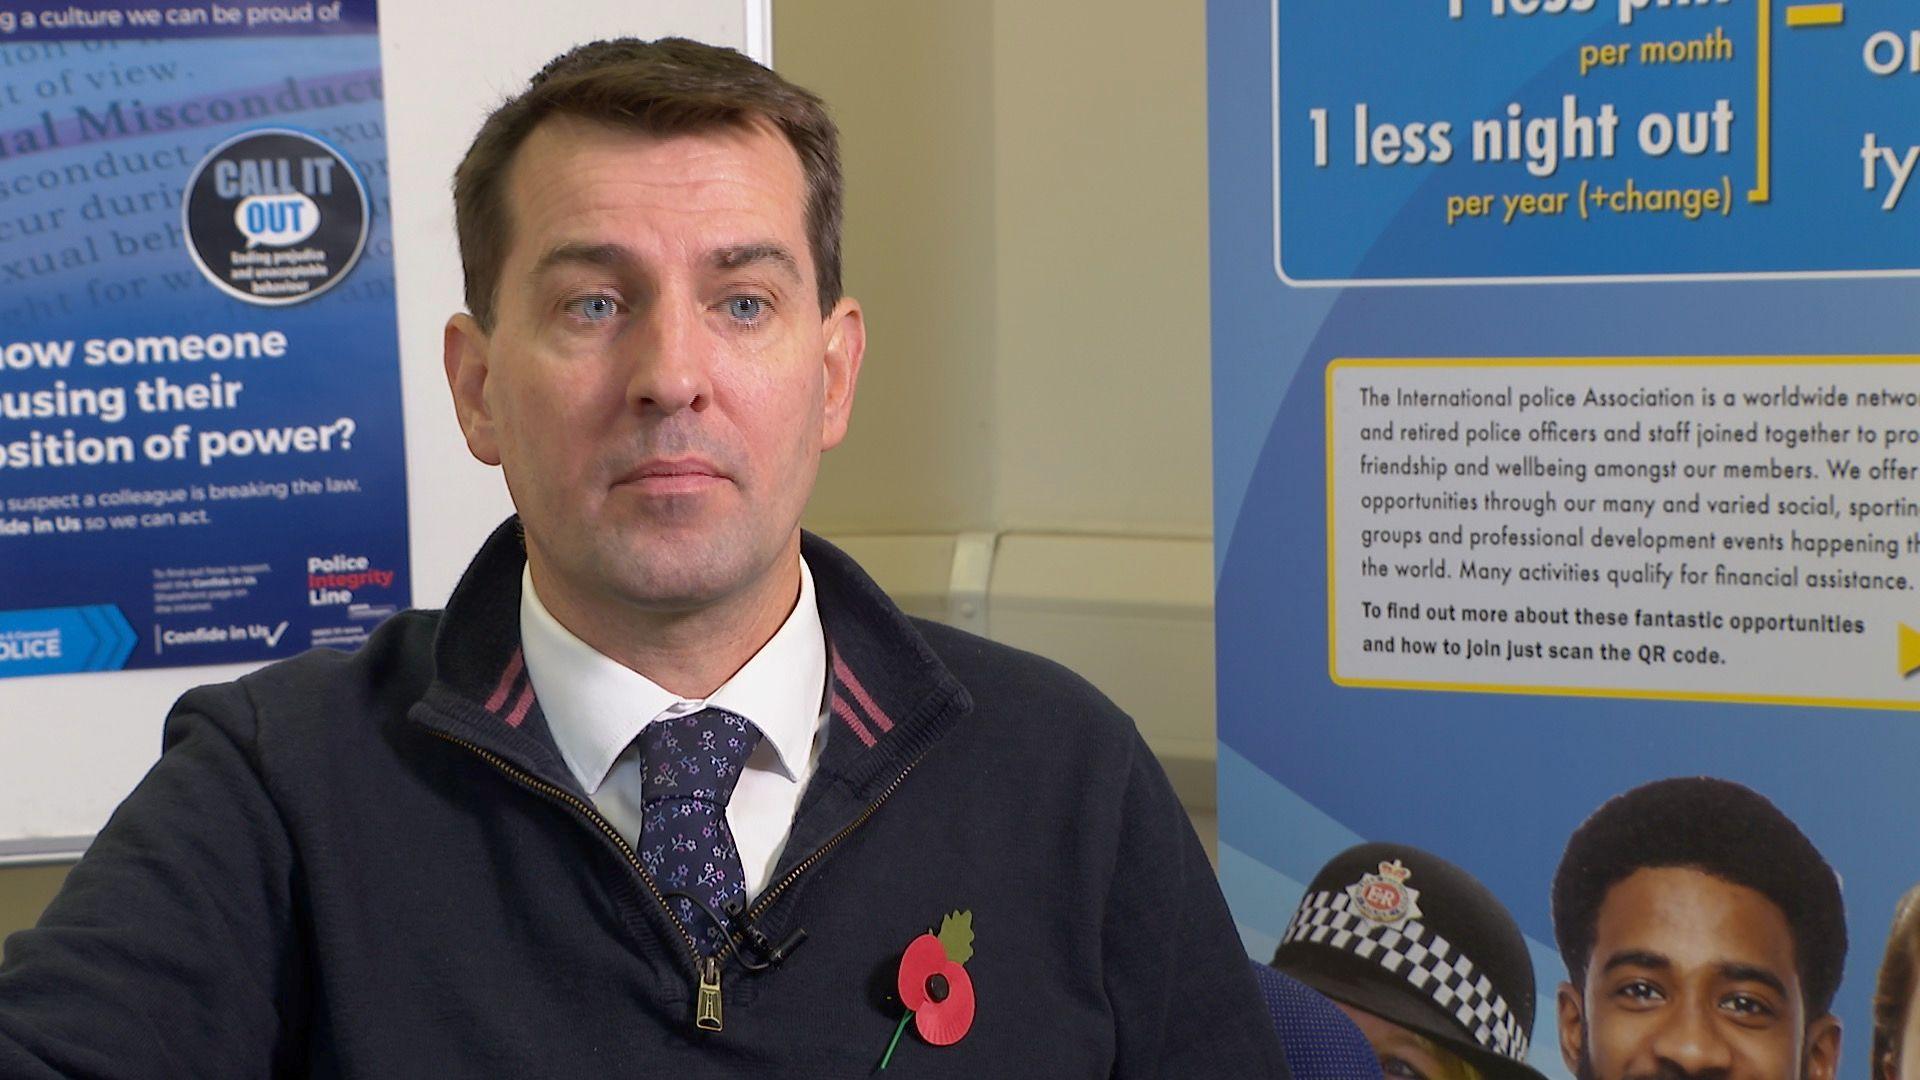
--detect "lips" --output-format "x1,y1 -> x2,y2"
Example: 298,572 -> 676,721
615,457 -> 729,495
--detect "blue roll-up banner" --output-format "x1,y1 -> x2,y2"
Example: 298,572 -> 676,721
1213,0 -> 1920,1075
1,0 -> 408,677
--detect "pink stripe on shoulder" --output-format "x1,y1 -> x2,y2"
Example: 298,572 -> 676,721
503,683 -> 535,729
831,652 -> 893,733
830,695 -> 877,748
485,648 -> 525,714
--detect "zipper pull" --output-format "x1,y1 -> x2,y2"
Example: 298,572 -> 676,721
695,955 -> 723,1032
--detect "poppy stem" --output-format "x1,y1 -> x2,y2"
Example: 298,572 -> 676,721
877,1011 -> 912,1071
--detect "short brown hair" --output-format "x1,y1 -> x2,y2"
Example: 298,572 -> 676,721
453,37 -> 843,330
1874,885 -> 1920,1080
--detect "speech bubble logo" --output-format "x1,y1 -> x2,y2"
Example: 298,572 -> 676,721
234,193 -> 320,248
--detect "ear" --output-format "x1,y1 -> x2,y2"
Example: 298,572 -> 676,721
1558,980 -> 1587,1077
1804,1013 -> 1841,1080
818,296 -> 865,451
444,312 -> 502,466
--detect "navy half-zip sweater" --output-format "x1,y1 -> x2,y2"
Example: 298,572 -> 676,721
0,520 -> 1287,1078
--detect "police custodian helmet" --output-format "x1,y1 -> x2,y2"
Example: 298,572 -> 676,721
1271,842 -> 1550,1080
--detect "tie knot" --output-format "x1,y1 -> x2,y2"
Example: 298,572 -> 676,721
637,707 -> 762,805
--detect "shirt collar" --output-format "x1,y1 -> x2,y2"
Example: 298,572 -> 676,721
520,558 -> 827,796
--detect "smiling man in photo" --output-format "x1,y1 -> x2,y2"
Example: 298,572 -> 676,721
1551,777 -> 1846,1080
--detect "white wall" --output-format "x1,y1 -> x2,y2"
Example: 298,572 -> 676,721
784,2 -> 1220,814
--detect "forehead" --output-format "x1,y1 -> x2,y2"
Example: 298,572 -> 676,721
1592,866 -> 1799,983
499,113 -> 809,268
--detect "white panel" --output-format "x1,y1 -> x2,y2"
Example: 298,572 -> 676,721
826,532 -> 1219,809
988,534 -> 1218,810
817,533 -> 957,625
804,532 -> 1222,814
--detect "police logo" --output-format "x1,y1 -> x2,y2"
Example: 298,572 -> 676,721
1346,859 -> 1422,926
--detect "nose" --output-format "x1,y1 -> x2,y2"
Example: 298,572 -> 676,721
626,295 -> 711,415
1647,1000 -> 1735,1080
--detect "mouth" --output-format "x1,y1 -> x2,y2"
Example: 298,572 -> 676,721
614,457 -> 730,496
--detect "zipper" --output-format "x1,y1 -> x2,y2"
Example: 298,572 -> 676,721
426,731 -> 711,1021
695,956 -> 724,1031
742,752 -> 926,923
433,730 -> 930,1029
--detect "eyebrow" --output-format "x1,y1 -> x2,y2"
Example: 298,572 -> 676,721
1716,963 -> 1789,998
530,242 -> 630,278
1601,949 -> 1672,974
528,241 -> 801,284
711,242 -> 801,282
1599,951 -> 1791,997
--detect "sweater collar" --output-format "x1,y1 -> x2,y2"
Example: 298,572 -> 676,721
411,518 -> 972,803
521,558 -> 826,793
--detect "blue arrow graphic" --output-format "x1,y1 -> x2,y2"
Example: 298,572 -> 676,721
0,605 -> 137,679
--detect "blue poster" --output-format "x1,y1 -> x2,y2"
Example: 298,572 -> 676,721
0,0 -> 408,676
1214,0 -> 1920,1076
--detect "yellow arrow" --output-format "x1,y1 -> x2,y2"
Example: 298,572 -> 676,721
1900,622 -> 1920,677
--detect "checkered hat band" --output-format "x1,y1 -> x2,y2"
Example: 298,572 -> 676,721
1283,890 -> 1529,1061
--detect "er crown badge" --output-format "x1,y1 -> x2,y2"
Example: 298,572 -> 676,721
1347,859 -> 1422,926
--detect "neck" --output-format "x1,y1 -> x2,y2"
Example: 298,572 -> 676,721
530,543 -> 803,699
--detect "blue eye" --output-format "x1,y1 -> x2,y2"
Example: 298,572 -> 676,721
567,294 -> 620,322
725,295 -> 766,322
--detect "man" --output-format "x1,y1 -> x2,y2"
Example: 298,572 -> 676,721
0,38 -> 1284,1077
1551,777 -> 1846,1080
1272,842 -> 1550,1080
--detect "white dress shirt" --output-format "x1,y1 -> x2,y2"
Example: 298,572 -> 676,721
519,559 -> 829,899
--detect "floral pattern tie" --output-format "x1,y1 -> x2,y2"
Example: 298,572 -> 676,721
636,707 -> 762,954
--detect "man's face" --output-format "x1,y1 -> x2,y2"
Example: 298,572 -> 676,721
445,115 -> 862,644
1556,867 -> 1840,1080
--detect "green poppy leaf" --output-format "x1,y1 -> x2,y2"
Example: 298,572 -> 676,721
936,910 -> 974,965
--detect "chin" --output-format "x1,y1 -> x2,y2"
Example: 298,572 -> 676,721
602,540 -> 767,610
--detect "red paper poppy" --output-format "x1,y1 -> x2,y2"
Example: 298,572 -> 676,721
896,932 -> 976,1045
